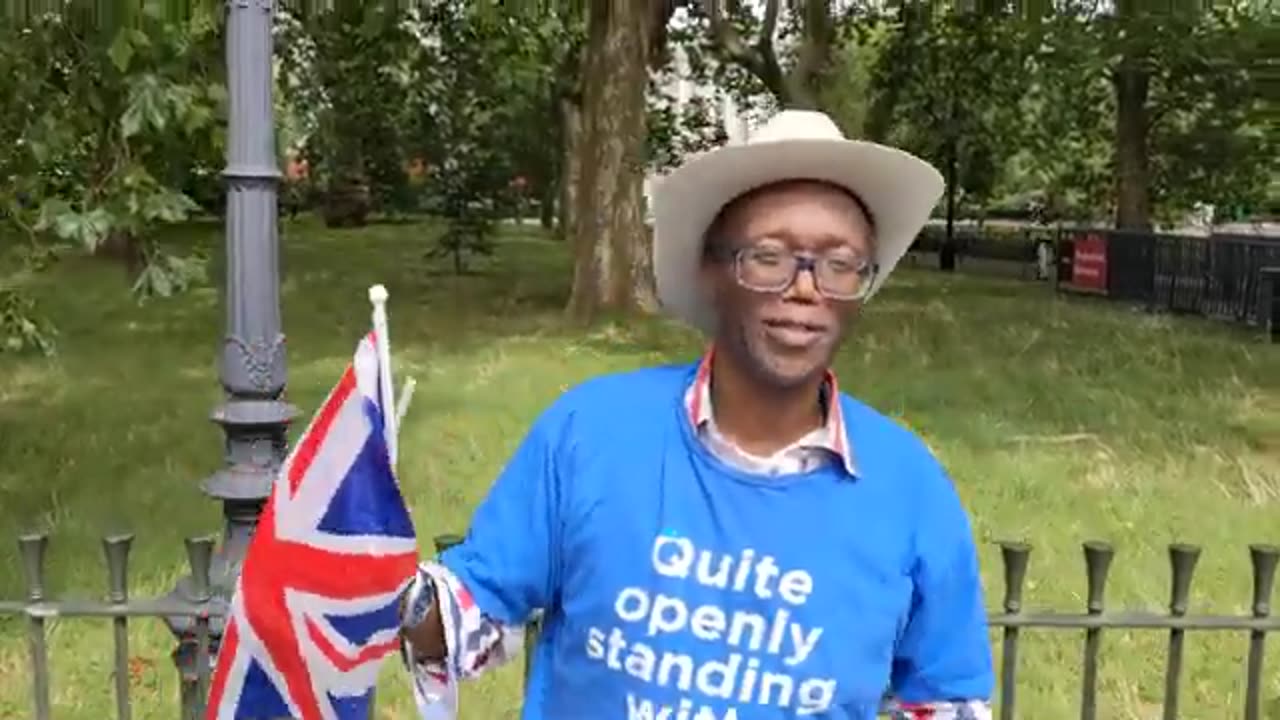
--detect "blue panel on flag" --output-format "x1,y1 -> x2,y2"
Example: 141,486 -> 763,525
316,400 -> 415,538
328,689 -> 372,719
237,659 -> 293,718
325,593 -> 401,646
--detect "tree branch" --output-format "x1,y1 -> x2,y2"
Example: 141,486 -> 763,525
753,0 -> 790,103
701,0 -> 786,102
788,0 -> 833,108
701,0 -> 757,69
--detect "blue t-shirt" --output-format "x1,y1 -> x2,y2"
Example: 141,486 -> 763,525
440,362 -> 993,719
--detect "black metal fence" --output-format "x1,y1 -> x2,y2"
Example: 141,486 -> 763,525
911,223 -> 1280,338
1054,229 -> 1280,334
990,541 -> 1278,720
0,533 -> 218,720
2,532 -> 1276,719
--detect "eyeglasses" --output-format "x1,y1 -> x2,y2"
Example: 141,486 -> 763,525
711,242 -> 879,301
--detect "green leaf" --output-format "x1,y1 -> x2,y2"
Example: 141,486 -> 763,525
207,82 -> 228,106
33,199 -> 73,233
141,189 -> 198,223
144,93 -> 167,132
122,75 -> 169,136
29,141 -> 49,165
79,209 -> 114,251
183,104 -> 213,134
53,212 -> 82,242
108,30 -> 134,72
121,102 -> 145,138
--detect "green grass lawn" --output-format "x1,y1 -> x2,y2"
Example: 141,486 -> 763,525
1,217 -> 1277,720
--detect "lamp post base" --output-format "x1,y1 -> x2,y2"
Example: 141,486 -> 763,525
164,396 -> 296,716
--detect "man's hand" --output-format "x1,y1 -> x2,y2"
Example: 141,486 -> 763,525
400,577 -> 447,662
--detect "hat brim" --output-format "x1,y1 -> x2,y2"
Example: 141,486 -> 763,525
652,139 -> 945,333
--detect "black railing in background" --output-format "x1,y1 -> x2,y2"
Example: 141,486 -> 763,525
909,223 -> 1279,338
1203,235 -> 1280,323
1261,266 -> 1280,343
1058,229 -> 1280,329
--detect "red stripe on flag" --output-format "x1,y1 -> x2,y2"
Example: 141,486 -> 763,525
240,514 -> 326,720
304,617 -> 401,672
287,366 -> 358,495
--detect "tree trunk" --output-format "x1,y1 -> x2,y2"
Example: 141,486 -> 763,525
539,182 -> 556,230
1112,58 -> 1152,230
565,1 -> 657,324
940,141 -> 958,272
95,230 -> 147,279
558,96 -> 582,242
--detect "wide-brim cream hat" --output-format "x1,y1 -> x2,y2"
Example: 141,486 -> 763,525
652,109 -> 944,333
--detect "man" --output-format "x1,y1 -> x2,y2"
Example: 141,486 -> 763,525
399,109 -> 994,720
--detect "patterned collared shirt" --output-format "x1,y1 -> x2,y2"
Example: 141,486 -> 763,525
684,347 -> 857,477
400,357 -> 992,720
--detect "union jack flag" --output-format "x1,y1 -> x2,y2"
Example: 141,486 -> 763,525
206,331 -> 420,720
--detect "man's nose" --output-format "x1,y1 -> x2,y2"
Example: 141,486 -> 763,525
783,264 -> 821,303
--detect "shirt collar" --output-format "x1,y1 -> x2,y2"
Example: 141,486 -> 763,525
683,347 -> 857,477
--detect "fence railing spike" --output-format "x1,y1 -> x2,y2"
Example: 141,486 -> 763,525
1244,544 -> 1277,720
1162,543 -> 1199,720
1083,541 -> 1114,615
102,534 -> 134,604
1248,544 -> 1278,617
997,541 -> 1030,720
185,536 -> 217,603
1168,543 -> 1200,616
102,533 -> 134,720
1080,541 -> 1114,720
18,532 -> 49,602
999,541 -> 1031,614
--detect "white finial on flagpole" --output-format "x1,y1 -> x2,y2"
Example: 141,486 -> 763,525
368,284 -> 399,469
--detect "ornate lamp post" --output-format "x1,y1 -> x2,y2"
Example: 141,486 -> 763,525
164,1 -> 297,716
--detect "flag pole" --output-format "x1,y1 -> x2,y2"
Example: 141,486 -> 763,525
368,284 -> 399,469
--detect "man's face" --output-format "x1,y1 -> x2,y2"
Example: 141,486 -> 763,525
700,180 -> 875,390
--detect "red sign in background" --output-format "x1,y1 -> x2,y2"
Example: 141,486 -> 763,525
1071,233 -> 1108,292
